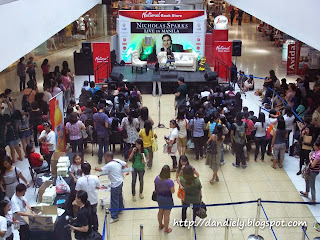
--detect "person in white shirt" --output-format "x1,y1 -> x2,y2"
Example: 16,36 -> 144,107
0,200 -> 14,240
38,122 -> 56,167
95,152 -> 127,223
254,112 -> 267,161
11,184 -> 37,240
283,106 -> 295,152
42,86 -> 52,104
75,162 -> 100,231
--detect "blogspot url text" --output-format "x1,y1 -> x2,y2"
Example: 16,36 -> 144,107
173,218 -> 307,230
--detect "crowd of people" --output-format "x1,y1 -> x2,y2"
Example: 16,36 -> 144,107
1,60 -> 320,239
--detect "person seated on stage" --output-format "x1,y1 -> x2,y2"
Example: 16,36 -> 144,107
166,49 -> 175,66
244,75 -> 254,91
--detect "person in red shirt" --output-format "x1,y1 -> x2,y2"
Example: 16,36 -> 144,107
26,144 -> 49,171
242,111 -> 254,160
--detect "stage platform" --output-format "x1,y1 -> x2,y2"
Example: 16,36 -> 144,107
110,64 -> 230,94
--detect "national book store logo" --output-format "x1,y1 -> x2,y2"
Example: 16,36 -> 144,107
95,56 -> 109,63
216,45 -> 230,53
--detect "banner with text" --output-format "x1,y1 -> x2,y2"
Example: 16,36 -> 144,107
287,43 -> 297,75
49,92 -> 65,152
213,41 -> 232,80
92,42 -> 111,83
118,10 -> 206,63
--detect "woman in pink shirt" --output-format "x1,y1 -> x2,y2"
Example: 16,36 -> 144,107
41,59 -> 50,79
61,69 -> 72,109
285,83 -> 296,107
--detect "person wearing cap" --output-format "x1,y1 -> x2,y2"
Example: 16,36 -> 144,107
175,77 -> 187,111
38,122 -> 56,166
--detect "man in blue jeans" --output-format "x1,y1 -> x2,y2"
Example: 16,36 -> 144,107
95,151 -> 127,223
93,103 -> 111,164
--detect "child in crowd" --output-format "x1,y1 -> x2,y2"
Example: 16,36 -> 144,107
69,153 -> 84,183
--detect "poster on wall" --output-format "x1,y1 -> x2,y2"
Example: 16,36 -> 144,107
49,92 -> 65,152
287,43 -> 297,75
213,41 -> 232,80
118,10 -> 206,63
92,42 -> 111,83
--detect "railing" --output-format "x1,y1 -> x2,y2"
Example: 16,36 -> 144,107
102,199 -> 320,240
118,1 -> 206,10
94,61 -> 111,83
214,56 -> 231,84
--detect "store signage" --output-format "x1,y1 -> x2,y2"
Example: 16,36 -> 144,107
92,42 -> 111,83
214,15 -> 228,30
287,43 -> 296,75
216,45 -> 231,53
119,10 -> 204,21
131,22 -> 193,34
213,41 -> 232,80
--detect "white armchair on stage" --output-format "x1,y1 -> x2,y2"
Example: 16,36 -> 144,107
131,50 -> 147,73
157,52 -> 199,72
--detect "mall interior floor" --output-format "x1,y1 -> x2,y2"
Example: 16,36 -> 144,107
3,23 -> 319,240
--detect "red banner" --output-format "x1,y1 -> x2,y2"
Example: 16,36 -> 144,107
213,41 -> 232,80
92,42 -> 111,83
212,29 -> 228,42
287,43 -> 296,75
119,10 -> 205,21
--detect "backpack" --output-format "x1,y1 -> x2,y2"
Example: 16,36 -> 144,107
233,122 -> 246,144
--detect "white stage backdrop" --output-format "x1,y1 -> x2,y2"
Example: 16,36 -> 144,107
117,10 -> 206,63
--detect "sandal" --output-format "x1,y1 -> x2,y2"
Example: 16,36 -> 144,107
299,191 -> 308,198
164,228 -> 172,234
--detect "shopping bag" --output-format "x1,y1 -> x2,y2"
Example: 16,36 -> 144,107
163,143 -> 168,154
56,176 -> 71,195
151,135 -> 158,152
187,139 -> 195,149
177,187 -> 185,201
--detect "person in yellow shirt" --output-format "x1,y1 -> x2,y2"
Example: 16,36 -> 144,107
139,120 -> 157,169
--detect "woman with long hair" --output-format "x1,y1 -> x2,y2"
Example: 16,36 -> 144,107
128,139 -> 149,201
41,59 -> 50,80
271,118 -> 287,169
165,120 -> 179,171
61,69 -> 72,109
139,120 -> 156,169
254,112 -> 267,161
121,109 -> 139,161
152,62 -> 162,96
65,112 -> 85,154
0,200 -> 14,240
190,110 -> 205,161
12,110 -> 31,156
266,109 -> 278,156
0,156 -> 29,199
179,165 -> 202,224
297,125 -> 313,175
3,115 -> 22,162
176,155 -> 199,184
300,139 -> 320,203
176,110 -> 188,156
68,190 -> 91,239
206,125 -> 225,184
154,165 -> 175,234
138,107 -> 154,130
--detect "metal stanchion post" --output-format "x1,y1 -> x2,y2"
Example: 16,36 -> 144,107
301,226 -> 306,240
248,199 -> 264,240
106,208 -> 111,240
140,224 -> 144,240
224,219 -> 230,240
271,90 -> 275,109
190,204 -> 194,240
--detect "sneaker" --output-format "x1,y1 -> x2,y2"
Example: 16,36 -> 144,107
139,193 -> 144,199
242,165 -> 247,169
132,196 -> 136,202
219,161 -> 225,166
110,218 -> 119,224
232,163 -> 239,168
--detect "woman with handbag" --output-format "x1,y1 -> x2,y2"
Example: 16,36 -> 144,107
176,110 -> 188,156
65,112 -> 86,154
0,156 -> 29,199
154,165 -> 175,234
121,109 -> 139,161
189,111 -> 205,161
271,118 -> 287,169
139,120 -> 156,169
300,139 -> 320,203
206,125 -> 225,184
68,190 -> 92,239
297,125 -> 313,175
165,120 -> 179,172
179,165 -> 202,224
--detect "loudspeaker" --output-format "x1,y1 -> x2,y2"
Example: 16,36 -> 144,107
204,71 -> 218,81
232,40 -> 242,56
82,42 -> 92,56
109,72 -> 124,82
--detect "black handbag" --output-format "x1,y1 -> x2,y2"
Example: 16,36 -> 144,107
206,141 -> 217,154
196,201 -> 207,219
84,231 -> 102,240
152,191 -> 157,202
